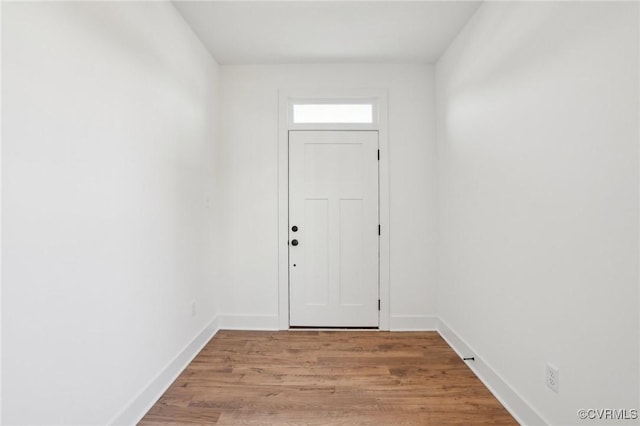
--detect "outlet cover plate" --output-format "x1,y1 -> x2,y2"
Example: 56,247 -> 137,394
546,363 -> 559,393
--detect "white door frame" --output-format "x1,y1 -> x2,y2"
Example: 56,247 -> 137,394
277,88 -> 390,330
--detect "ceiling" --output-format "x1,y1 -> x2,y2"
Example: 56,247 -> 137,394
172,1 -> 482,65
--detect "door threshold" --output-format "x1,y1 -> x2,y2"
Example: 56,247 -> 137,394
289,326 -> 379,331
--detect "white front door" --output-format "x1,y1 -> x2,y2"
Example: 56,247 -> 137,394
289,130 -> 379,327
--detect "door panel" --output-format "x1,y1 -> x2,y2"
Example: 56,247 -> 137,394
339,199 -> 364,306
303,198 -> 329,306
289,130 -> 379,327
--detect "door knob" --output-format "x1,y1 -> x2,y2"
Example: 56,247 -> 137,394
292,225 -> 298,232
291,239 -> 299,246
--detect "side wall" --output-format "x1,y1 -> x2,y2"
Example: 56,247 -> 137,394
436,2 -> 639,424
2,3 -> 220,424
218,64 -> 437,329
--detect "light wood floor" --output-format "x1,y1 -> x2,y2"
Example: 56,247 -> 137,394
140,331 -> 516,425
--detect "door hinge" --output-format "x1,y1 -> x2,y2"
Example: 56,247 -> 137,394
378,299 -> 381,311
377,150 -> 380,161
378,224 -> 381,236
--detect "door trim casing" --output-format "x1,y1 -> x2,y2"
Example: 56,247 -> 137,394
277,89 -> 390,330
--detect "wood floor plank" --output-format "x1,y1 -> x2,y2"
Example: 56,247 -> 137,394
139,331 -> 516,425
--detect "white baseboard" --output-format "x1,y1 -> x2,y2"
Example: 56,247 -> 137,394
389,314 -> 439,331
109,316 -> 220,426
437,319 -> 547,426
217,314 -> 280,330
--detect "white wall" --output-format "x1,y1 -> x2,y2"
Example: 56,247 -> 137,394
0,2 -> 4,421
436,2 -> 639,424
217,64 -> 437,328
2,2 -> 219,424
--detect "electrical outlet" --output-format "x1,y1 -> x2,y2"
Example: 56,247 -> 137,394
191,300 -> 196,317
546,363 -> 559,393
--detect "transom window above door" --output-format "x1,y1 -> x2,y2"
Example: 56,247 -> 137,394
292,103 -> 373,124
286,96 -> 380,129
